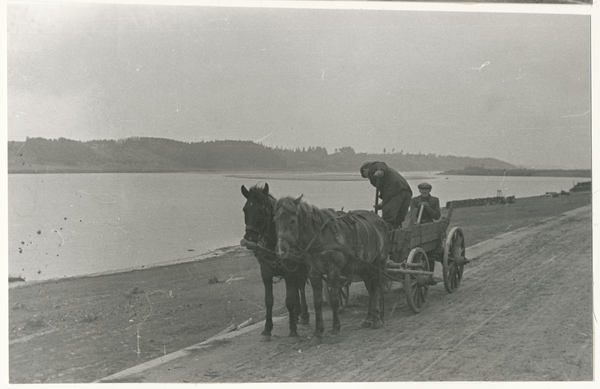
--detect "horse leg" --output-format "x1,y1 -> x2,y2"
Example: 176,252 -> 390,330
260,275 -> 274,342
309,272 -> 325,346
357,269 -> 383,329
366,271 -> 384,329
298,280 -> 310,325
284,279 -> 301,342
292,286 -> 302,321
326,255 -> 344,335
360,273 -> 374,329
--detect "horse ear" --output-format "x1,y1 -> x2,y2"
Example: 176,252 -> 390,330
241,185 -> 250,198
294,194 -> 304,205
263,183 -> 269,195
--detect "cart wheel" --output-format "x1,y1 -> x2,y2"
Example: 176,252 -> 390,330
443,227 -> 466,293
404,248 -> 430,314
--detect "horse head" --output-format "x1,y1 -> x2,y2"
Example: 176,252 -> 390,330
241,183 -> 276,248
274,195 -> 304,259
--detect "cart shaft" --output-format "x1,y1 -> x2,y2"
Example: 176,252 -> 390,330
385,268 -> 433,276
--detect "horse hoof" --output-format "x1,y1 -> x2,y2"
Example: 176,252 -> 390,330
288,335 -> 300,344
309,336 -> 322,346
330,329 -> 340,336
361,320 -> 372,329
371,319 -> 383,329
259,335 -> 271,342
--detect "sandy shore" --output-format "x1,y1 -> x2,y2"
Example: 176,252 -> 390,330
9,192 -> 591,383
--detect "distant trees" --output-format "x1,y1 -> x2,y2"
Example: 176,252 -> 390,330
337,146 -> 355,155
7,136 -> 517,174
22,137 -> 96,166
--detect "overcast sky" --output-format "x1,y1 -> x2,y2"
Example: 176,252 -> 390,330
7,2 -> 591,168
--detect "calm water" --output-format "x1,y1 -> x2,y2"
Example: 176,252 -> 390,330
8,172 -> 581,282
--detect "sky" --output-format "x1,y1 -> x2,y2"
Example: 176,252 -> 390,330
7,1 -> 592,168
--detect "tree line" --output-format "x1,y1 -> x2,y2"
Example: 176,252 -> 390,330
8,137 -> 516,174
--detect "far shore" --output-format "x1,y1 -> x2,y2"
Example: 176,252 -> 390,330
225,171 -> 437,181
9,169 -> 437,181
9,168 -> 589,179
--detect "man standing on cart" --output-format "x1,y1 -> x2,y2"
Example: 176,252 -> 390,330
410,182 -> 441,224
360,161 -> 413,230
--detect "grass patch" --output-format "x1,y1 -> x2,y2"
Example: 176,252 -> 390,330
448,192 -> 590,247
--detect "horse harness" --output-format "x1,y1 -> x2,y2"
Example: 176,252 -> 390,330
296,211 -> 379,259
247,200 -> 304,273
279,211 -> 388,285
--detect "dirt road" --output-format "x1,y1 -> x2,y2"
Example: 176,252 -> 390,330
98,205 -> 593,382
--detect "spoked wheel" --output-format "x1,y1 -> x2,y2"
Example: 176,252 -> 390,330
443,227 -> 467,293
404,248 -> 431,314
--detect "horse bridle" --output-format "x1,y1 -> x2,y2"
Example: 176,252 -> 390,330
246,198 -> 303,271
245,197 -> 274,245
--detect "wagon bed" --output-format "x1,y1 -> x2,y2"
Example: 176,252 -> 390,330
383,205 -> 468,313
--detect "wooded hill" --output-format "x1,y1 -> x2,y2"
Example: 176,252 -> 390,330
8,137 -> 516,174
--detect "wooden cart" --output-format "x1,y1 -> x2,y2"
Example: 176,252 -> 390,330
385,206 -> 468,313
324,206 -> 468,313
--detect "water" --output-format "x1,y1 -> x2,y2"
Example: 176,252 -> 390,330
8,172 -> 582,282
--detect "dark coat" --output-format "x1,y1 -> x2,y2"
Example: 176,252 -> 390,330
410,195 -> 441,224
364,161 -> 412,204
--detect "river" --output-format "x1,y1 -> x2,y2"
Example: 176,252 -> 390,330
8,171 -> 582,282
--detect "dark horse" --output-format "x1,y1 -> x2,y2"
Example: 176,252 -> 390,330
240,184 -> 310,342
274,196 -> 390,345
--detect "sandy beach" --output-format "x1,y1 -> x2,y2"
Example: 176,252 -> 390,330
9,192 -> 591,383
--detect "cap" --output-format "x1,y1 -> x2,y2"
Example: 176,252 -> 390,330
418,182 -> 432,190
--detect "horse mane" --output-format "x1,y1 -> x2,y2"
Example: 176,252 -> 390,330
276,196 -> 343,236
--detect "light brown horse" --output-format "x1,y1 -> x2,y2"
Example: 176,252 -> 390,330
274,196 -> 390,345
240,184 -> 310,342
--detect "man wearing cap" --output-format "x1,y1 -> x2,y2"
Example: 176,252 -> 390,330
360,161 -> 413,230
410,182 -> 441,224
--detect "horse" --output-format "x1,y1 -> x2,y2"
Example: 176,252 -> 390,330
274,196 -> 391,345
240,183 -> 310,342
